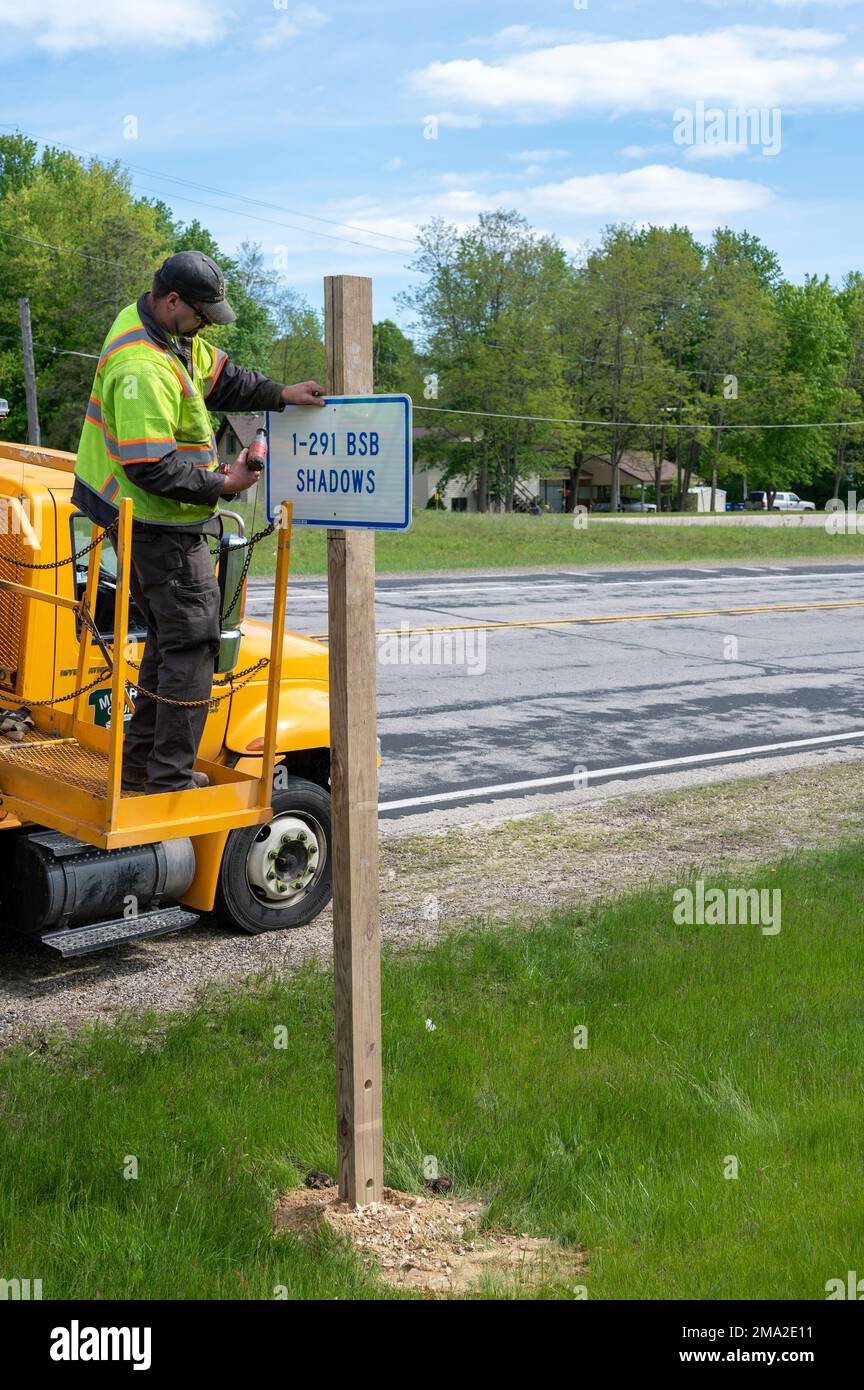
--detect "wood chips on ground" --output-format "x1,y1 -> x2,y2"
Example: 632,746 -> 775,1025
272,1184 -> 585,1296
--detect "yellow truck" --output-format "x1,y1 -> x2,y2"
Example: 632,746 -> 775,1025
0,441 -> 333,956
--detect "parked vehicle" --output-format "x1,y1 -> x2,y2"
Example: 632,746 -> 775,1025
0,399 -> 9,419
774,492 -> 815,511
745,490 -> 815,512
621,500 -> 657,513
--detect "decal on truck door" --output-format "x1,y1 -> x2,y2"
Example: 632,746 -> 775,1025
87,687 -> 137,729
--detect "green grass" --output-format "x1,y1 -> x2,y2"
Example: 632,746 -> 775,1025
236,504 -> 864,576
1,842 -> 862,1300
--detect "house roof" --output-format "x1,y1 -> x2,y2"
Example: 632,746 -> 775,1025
577,450 -> 679,485
215,414 -> 266,449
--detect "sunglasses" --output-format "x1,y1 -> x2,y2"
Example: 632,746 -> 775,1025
182,298 -> 213,328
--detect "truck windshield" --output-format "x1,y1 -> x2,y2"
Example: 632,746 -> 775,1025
71,514 -> 146,639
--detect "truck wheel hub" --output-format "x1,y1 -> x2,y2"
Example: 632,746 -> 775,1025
246,813 -> 326,906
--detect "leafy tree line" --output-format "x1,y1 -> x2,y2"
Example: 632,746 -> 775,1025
0,134 -> 331,450
398,212 -> 864,511
3,135 -> 863,510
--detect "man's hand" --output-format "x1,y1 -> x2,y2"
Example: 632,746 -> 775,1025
220,447 -> 261,495
281,380 -> 326,407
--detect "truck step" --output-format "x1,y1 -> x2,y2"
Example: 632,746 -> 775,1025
41,907 -> 200,957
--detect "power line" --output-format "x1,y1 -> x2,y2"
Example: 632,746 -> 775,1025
0,330 -> 98,359
129,170 -> 417,248
4,246 -> 860,390
131,181 -> 409,257
1,125 -> 418,255
0,228 -> 148,275
414,404 -> 864,431
2,317 -> 862,431
495,342 -> 864,390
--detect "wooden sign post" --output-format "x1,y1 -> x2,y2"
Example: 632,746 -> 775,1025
324,275 -> 384,1207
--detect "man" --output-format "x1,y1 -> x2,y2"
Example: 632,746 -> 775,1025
73,250 -> 325,793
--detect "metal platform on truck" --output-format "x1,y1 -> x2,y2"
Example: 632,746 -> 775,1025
0,492 -> 291,852
0,731 -> 269,850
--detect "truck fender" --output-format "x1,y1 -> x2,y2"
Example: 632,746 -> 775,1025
225,682 -> 329,758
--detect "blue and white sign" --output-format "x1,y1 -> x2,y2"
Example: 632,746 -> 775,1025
266,394 -> 412,530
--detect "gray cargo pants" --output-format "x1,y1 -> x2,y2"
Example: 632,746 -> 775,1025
121,529 -> 221,792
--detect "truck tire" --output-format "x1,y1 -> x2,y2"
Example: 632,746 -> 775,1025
215,775 -> 332,933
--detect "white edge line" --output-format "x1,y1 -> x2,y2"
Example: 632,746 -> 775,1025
378,731 -> 864,811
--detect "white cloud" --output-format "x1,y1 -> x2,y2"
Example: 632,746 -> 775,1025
434,170 -> 497,187
620,144 -> 669,158
509,148 -> 569,162
519,164 -> 774,228
330,163 -> 776,243
0,0 -> 229,52
682,140 -> 752,160
385,157 -> 405,171
255,5 -> 330,51
411,25 -> 857,114
477,25 -> 603,49
436,112 -> 484,129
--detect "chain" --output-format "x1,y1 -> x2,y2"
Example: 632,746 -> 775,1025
0,512 -> 276,713
0,669 -> 112,708
78,600 -> 105,651
0,518 -> 119,570
0,656 -> 270,715
0,596 -> 113,707
221,521 -> 275,624
129,657 -> 270,707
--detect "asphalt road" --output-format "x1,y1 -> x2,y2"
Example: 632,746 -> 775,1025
247,561 -> 864,818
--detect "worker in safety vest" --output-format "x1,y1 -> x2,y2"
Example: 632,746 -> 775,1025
73,250 -> 325,793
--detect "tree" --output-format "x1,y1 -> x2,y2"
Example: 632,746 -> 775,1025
0,149 -> 167,447
570,226 -> 672,510
373,319 -> 419,394
754,277 -> 847,505
399,210 -> 574,511
694,229 -> 783,510
826,273 -> 864,500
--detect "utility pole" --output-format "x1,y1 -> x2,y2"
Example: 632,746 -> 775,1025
18,298 -> 41,447
324,275 -> 384,1207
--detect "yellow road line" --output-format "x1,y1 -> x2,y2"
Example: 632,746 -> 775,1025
307,598 -> 864,642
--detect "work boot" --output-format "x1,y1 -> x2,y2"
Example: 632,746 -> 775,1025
142,770 -> 210,793
125,769 -> 210,795
120,767 -> 148,793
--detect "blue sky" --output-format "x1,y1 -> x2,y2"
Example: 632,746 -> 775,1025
2,0 -> 864,329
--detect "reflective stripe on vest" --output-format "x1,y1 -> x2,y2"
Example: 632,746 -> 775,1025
74,303 -> 221,527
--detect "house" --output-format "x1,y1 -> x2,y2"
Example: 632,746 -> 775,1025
413,446 -> 682,513
540,451 -> 682,512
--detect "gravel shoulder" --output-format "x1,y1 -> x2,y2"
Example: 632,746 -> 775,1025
3,749 -> 864,1047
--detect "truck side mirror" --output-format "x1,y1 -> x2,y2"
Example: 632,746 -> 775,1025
216,530 -> 249,675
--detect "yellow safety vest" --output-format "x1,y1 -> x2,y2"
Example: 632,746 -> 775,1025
74,301 -> 227,525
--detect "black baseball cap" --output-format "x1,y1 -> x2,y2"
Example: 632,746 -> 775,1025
156,250 -> 237,325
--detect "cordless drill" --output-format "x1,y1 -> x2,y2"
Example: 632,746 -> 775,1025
221,426 -> 267,477
246,427 -> 268,472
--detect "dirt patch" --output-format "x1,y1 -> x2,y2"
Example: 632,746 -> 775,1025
272,1184 -> 585,1296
